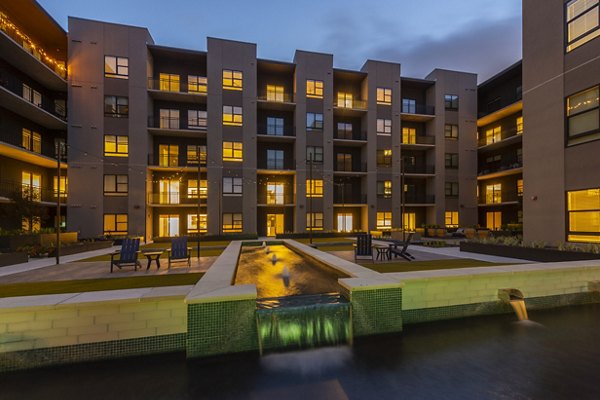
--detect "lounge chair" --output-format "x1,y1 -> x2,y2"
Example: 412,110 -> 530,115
389,233 -> 415,261
110,238 -> 142,273
167,237 -> 191,268
353,234 -> 375,262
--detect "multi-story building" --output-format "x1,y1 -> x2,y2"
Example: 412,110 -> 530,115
0,1 -> 67,232
66,18 -> 478,239
522,0 -> 600,244
477,61 -> 523,230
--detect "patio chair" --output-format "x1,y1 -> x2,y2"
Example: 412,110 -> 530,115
167,236 -> 191,269
110,238 -> 142,273
389,233 -> 415,261
353,234 -> 375,262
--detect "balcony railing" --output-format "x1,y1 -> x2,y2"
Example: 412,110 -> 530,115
478,92 -> 522,119
334,131 -> 367,141
401,104 -> 435,115
334,162 -> 367,173
478,161 -> 522,177
257,158 -> 296,170
148,192 -> 208,206
148,116 -> 207,131
148,154 -> 206,168
257,193 -> 295,205
478,126 -> 522,147
0,181 -> 65,203
333,193 -> 367,204
257,93 -> 293,103
0,74 -> 67,120
403,194 -> 435,204
403,165 -> 435,174
334,99 -> 368,110
402,136 -> 436,145
147,78 -> 207,95
257,124 -> 295,137
478,190 -> 522,205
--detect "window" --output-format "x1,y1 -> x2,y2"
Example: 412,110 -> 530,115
159,180 -> 180,204
337,92 -> 353,108
158,144 -> 178,167
307,113 -> 324,130
188,75 -> 207,93
377,87 -> 392,105
402,98 -> 416,114
486,154 -> 502,164
306,80 -> 324,98
486,183 -> 502,204
377,181 -> 392,198
104,56 -> 128,79
445,153 -> 459,169
104,214 -> 128,235
223,141 -> 243,162
159,73 -> 180,92
403,212 -> 416,231
104,96 -> 128,117
567,86 -> 599,145
517,179 -> 524,197
22,172 -> 41,201
306,146 -> 323,163
484,126 -> 502,145
306,179 -> 323,197
104,175 -> 128,196
266,85 -> 285,102
516,116 -> 523,134
402,127 -> 416,144
337,122 -> 353,139
187,145 -> 207,165
566,0 -> 600,52
336,153 -> 352,171
445,211 -> 459,228
188,179 -> 208,199
22,216 -> 40,233
486,211 -> 502,231
445,182 -> 459,197
188,213 -> 207,233
267,149 -> 284,169
22,129 -> 41,153
445,124 -> 459,139
23,84 -> 41,107
188,110 -> 207,130
376,211 -> 392,230
22,129 -> 31,150
223,69 -> 243,90
377,149 -> 392,167
445,95 -> 459,110
159,215 -> 179,237
267,117 -> 284,136
223,105 -> 243,126
223,177 -> 243,195
160,109 -> 180,129
307,212 -> 324,231
267,182 -> 285,205
567,188 -> 600,242
223,213 -> 243,232
377,119 -> 392,135
104,135 -> 128,157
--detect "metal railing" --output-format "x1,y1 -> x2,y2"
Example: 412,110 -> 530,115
402,135 -> 436,145
404,165 -> 435,174
258,158 -> 296,170
148,154 -> 206,168
401,104 -> 435,115
404,194 -> 435,204
478,190 -> 522,205
147,78 -> 207,95
257,93 -> 294,103
147,116 -> 207,131
0,180 -> 65,203
0,74 -> 67,120
478,161 -> 523,176
334,162 -> 367,173
478,93 -> 522,118
478,126 -> 522,147
257,193 -> 295,205
334,131 -> 368,141
147,192 -> 208,205
257,124 -> 295,137
334,99 -> 368,110
333,193 -> 367,204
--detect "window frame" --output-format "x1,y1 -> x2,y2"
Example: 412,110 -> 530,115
103,135 -> 129,157
103,174 -> 128,196
222,141 -> 243,162
445,153 -> 459,169
376,87 -> 392,105
377,180 -> 392,199
566,85 -> 600,146
103,213 -> 128,236
222,69 -> 243,91
306,212 -> 324,231
306,179 -> 324,198
376,211 -> 392,230
445,124 -> 459,140
104,55 -> 129,79
444,94 -> 459,111
222,212 -> 243,232
306,79 -> 324,98
188,109 -> 207,130
223,177 -> 243,196
377,149 -> 392,167
306,112 -> 324,131
306,146 -> 324,163
377,118 -> 392,135
104,96 -> 129,118
565,0 -> 600,52
188,75 -> 207,93
187,145 -> 207,165
445,182 -> 459,198
223,105 -> 243,126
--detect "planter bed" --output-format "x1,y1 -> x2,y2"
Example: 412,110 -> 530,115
0,252 -> 28,267
460,242 -> 600,262
59,240 -> 114,256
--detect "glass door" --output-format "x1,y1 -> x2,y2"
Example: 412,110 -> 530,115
337,213 -> 353,233
266,214 -> 284,237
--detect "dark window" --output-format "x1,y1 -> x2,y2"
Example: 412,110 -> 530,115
445,124 -> 459,139
566,85 -> 599,146
445,182 -> 459,197
307,113 -> 324,130
104,96 -> 128,117
307,146 -> 323,163
444,95 -> 459,110
445,153 -> 459,168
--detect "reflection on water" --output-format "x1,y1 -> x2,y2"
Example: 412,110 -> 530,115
261,347 -> 353,376
235,245 -> 347,298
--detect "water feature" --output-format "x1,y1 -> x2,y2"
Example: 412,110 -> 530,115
498,288 -> 529,320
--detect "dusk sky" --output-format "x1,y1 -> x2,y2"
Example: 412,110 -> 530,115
38,0 -> 522,82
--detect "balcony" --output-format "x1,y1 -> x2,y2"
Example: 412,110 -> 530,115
257,124 -> 295,142
333,193 -> 367,205
477,161 -> 523,180
334,162 -> 367,175
257,193 -> 295,206
147,78 -> 207,104
333,99 -> 368,117
147,154 -> 206,171
0,180 -> 66,205
401,135 -> 436,149
147,116 -> 207,138
403,165 -> 435,175
334,131 -> 368,146
257,158 -> 296,172
478,126 -> 522,149
401,104 -> 435,122
403,194 -> 435,205
478,190 -> 522,206
147,192 -> 208,207
257,93 -> 295,112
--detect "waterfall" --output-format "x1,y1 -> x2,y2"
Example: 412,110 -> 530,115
510,299 -> 529,321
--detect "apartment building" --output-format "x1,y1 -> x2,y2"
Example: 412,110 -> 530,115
0,1 -> 67,232
523,0 -> 600,244
477,61 -> 523,230
66,17 -> 478,239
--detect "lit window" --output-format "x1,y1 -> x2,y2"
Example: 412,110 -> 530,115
377,181 -> 392,198
223,177 -> 243,195
160,109 -> 180,129
22,129 -> 32,151
566,85 -> 599,145
188,75 -> 207,93
445,211 -> 459,228
403,212 -> 416,231
22,216 -> 40,233
484,126 -> 502,144
223,141 -> 243,162
223,69 -> 243,90
444,94 -> 459,110
377,149 -> 392,167
267,117 -> 284,135
566,0 -> 600,52
402,127 -> 416,144
104,96 -> 128,117
376,211 -> 392,230
267,149 -> 284,169
158,180 -> 180,205
567,188 -> 600,242
306,179 -> 323,197
517,179 -> 524,197
22,171 -> 41,201
104,135 -> 128,157
223,105 -> 243,126
402,98 -> 416,113
377,119 -> 392,135
159,73 -> 180,92
266,182 -> 285,204
445,153 -> 459,169
306,79 -> 324,98
516,116 -> 523,134
104,214 -> 128,236
158,144 -> 179,167
32,132 -> 41,154
486,183 -> 502,204
307,113 -> 324,130
337,122 -> 353,139
188,179 -> 207,199
187,145 -> 206,165
104,56 -> 128,79
445,124 -> 459,139
104,175 -> 128,196
158,214 -> 179,237
22,84 -> 41,107
376,87 -> 392,104
188,214 -> 207,233
188,110 -> 207,129
337,92 -> 353,108
445,182 -> 459,197
307,212 -> 324,230
266,85 -> 285,102
336,153 -> 352,171
223,213 -> 243,232
306,146 -> 323,163
486,211 -> 502,231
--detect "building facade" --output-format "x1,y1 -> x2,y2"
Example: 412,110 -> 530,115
0,1 -> 67,233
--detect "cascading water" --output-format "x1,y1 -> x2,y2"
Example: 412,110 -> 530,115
498,288 -> 529,321
510,300 -> 529,321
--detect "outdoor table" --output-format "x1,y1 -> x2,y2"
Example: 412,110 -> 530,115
142,251 -> 164,270
373,244 -> 391,261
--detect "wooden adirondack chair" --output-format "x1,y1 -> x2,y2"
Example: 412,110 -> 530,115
167,236 -> 191,269
389,233 -> 415,261
353,234 -> 374,262
110,238 -> 142,272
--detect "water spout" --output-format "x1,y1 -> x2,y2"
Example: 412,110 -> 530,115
262,241 -> 267,248
265,246 -> 270,254
282,265 -> 290,287
498,288 -> 528,321
510,299 -> 529,321
271,253 -> 278,264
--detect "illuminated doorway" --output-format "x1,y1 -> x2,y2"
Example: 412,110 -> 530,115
159,214 -> 179,237
266,214 -> 284,237
486,211 -> 502,230
337,213 -> 353,233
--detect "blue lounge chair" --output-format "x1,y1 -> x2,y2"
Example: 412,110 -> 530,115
389,233 -> 415,261
353,234 -> 374,262
168,237 -> 191,268
110,238 -> 142,273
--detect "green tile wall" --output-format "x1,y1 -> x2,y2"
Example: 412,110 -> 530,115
350,287 -> 403,337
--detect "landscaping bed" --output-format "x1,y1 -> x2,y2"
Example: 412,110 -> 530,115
460,241 -> 600,262
0,252 -> 28,267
